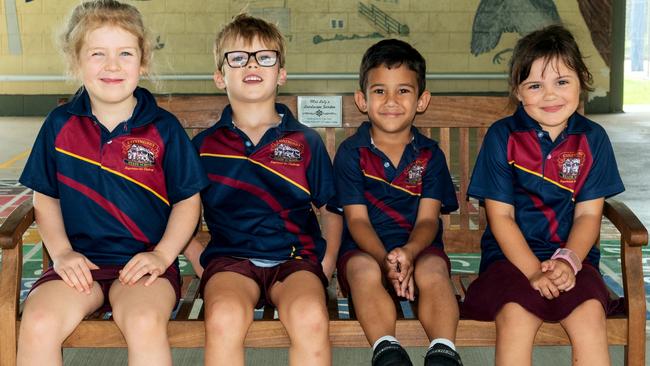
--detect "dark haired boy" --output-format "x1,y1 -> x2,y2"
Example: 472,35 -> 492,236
334,39 -> 463,366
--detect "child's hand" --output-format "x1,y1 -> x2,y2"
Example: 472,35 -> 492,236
321,256 -> 336,283
385,247 -> 415,298
51,249 -> 99,294
381,254 -> 402,295
183,238 -> 205,278
541,259 -> 576,292
119,250 -> 169,286
529,270 -> 560,299
402,276 -> 416,301
386,247 -> 414,282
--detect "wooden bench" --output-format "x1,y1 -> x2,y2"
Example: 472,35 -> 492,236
0,95 -> 647,365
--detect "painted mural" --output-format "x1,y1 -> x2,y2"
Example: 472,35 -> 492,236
470,0 -> 560,64
0,0 -> 613,97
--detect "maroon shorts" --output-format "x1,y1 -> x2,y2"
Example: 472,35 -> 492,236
29,264 -> 182,312
336,246 -> 451,297
199,257 -> 328,308
461,260 -> 624,322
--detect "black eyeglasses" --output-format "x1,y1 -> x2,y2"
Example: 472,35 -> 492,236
223,50 -> 279,68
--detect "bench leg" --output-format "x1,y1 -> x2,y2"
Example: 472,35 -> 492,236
0,246 -> 22,366
622,244 -> 647,366
624,320 -> 646,366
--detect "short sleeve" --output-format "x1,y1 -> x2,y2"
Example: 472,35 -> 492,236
19,116 -> 59,198
333,143 -> 366,206
575,128 -> 624,202
162,119 -> 209,204
467,124 -> 514,204
421,147 -> 458,214
305,132 -> 337,209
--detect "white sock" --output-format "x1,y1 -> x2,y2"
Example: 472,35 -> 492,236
429,338 -> 456,351
373,335 -> 400,351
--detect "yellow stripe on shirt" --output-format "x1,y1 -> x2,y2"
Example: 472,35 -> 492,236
56,147 -> 170,206
363,172 -> 420,196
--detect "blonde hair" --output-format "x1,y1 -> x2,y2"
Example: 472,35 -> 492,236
213,13 -> 286,71
60,0 -> 153,78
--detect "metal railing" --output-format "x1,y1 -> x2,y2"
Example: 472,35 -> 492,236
358,3 -> 409,36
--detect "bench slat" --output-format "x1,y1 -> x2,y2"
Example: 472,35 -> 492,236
45,317 -> 629,348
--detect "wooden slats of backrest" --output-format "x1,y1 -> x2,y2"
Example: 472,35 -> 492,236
156,95 -> 508,130
459,127 -> 470,231
156,94 -> 513,253
438,127 -> 451,230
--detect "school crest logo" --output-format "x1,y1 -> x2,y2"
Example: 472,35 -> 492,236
405,160 -> 426,185
557,151 -> 585,182
270,138 -> 303,165
122,138 -> 159,169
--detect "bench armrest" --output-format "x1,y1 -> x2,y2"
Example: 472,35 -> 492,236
0,199 -> 35,250
603,199 -> 648,248
0,199 -> 32,365
603,199 -> 647,361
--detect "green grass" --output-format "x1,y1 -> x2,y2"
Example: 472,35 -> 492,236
624,78 -> 650,105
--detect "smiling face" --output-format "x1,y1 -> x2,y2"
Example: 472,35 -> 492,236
78,25 -> 142,111
213,36 -> 286,105
516,57 -> 581,136
355,64 -> 430,135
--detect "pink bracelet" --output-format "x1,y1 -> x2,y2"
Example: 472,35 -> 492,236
551,248 -> 582,275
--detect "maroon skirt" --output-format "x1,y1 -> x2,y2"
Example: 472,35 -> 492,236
461,260 -> 624,322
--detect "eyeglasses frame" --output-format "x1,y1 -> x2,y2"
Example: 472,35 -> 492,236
222,49 -> 280,68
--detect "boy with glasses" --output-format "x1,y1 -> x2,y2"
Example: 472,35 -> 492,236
184,14 -> 342,365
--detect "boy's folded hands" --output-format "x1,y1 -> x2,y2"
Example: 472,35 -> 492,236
385,247 -> 416,300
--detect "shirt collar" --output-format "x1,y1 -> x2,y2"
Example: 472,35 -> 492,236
213,103 -> 305,132
348,121 -> 437,150
66,86 -> 158,128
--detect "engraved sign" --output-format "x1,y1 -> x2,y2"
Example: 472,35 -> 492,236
297,96 -> 342,127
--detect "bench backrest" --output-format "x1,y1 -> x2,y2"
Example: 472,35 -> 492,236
157,95 -> 515,253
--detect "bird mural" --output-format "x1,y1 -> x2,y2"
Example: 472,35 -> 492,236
470,0 -> 561,64
577,0 -> 611,67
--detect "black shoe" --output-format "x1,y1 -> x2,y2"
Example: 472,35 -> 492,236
372,340 -> 413,366
424,344 -> 463,366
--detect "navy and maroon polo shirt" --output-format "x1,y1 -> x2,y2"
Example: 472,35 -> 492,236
468,106 -> 624,273
334,122 -> 459,255
193,103 -> 337,267
20,87 -> 209,265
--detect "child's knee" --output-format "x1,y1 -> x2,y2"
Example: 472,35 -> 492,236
283,296 -> 329,336
20,307 -> 65,340
115,308 -> 168,337
204,296 -> 254,335
578,299 -> 606,317
496,302 -> 541,328
346,254 -> 381,283
564,299 -> 606,326
414,257 -> 450,286
298,309 -> 329,337
416,266 -> 449,285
